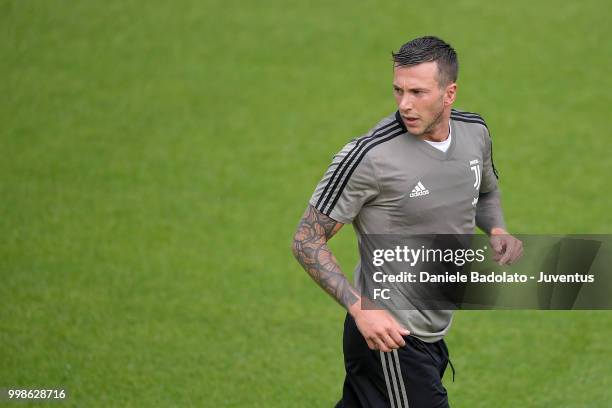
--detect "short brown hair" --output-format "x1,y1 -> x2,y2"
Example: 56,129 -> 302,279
392,36 -> 458,86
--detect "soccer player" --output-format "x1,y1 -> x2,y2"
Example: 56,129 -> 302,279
292,36 -> 523,407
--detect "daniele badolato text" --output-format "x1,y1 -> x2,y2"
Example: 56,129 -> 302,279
370,245 -> 595,284
373,270 -> 595,284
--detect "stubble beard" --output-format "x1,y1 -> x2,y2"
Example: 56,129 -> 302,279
417,96 -> 446,139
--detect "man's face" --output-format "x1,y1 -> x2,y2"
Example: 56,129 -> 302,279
393,61 -> 455,137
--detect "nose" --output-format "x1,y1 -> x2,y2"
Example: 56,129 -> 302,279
398,94 -> 413,112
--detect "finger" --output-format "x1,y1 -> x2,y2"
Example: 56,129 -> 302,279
498,240 -> 515,265
494,244 -> 507,263
388,329 -> 407,348
490,237 -> 503,254
365,338 -> 377,350
498,246 -> 511,265
386,313 -> 410,336
515,241 -> 524,261
493,246 -> 506,264
375,336 -> 392,352
381,332 -> 401,350
508,240 -> 524,264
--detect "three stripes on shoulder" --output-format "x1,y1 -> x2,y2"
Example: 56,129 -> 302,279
315,119 -> 404,216
450,108 -> 487,128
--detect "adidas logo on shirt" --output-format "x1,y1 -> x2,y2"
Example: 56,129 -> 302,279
410,181 -> 429,198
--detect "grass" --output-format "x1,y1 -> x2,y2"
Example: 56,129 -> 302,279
1,0 -> 611,406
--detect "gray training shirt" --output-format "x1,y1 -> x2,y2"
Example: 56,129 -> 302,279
309,109 -> 506,342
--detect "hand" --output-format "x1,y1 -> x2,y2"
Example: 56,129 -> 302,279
349,303 -> 410,352
489,228 -> 523,265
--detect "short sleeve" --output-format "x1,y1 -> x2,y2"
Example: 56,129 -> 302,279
309,139 -> 379,224
480,128 -> 499,194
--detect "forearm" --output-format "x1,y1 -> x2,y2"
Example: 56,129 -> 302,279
476,189 -> 506,234
292,205 -> 360,310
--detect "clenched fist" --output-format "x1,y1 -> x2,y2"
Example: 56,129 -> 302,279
490,228 -> 523,265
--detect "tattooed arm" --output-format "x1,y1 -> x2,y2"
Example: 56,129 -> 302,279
292,205 -> 410,352
291,204 -> 359,310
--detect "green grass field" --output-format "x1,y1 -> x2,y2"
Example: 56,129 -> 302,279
1,0 -> 611,406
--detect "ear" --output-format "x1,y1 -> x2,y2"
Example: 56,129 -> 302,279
444,83 -> 457,107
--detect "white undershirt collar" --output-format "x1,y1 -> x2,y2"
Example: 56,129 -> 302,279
424,120 -> 452,152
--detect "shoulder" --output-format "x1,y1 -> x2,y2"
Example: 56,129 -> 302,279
356,111 -> 405,144
451,108 -> 491,144
334,111 -> 405,160
450,108 -> 488,129
451,108 -> 489,138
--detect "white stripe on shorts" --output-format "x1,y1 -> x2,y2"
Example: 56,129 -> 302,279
380,351 -> 397,408
392,349 -> 409,408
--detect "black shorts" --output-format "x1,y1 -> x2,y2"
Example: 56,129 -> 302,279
335,314 -> 451,408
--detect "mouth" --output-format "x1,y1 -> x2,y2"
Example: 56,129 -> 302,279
402,116 -> 419,126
